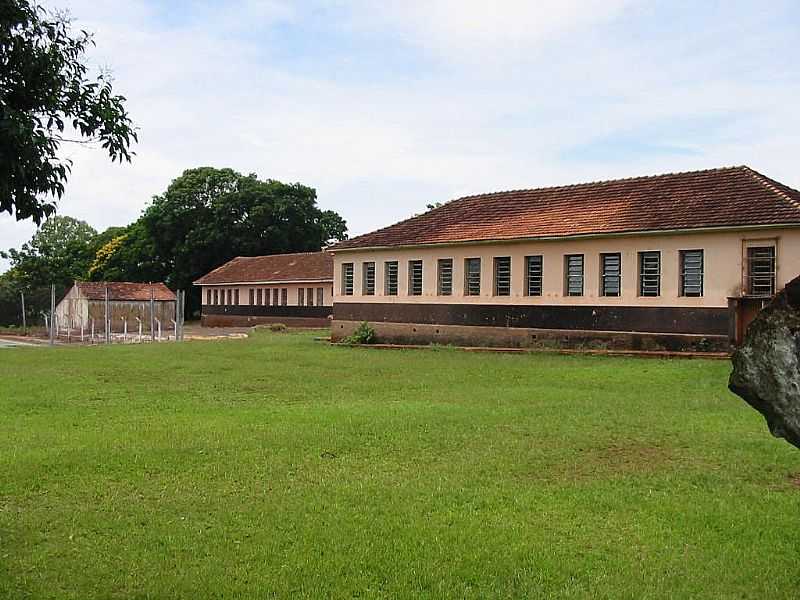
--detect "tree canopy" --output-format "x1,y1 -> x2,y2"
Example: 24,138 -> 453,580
138,167 -> 347,298
0,167 -> 348,323
0,0 -> 137,223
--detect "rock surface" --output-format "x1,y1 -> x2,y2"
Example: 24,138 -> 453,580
729,276 -> 800,449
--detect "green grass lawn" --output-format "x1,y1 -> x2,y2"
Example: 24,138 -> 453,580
1,330 -> 798,599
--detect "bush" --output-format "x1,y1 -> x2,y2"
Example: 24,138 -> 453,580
269,323 -> 287,332
342,321 -> 376,345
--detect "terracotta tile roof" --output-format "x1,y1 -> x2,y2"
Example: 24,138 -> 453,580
193,251 -> 333,285
331,166 -> 800,250
75,282 -> 176,301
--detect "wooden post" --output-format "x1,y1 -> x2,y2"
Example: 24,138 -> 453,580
49,284 -> 55,346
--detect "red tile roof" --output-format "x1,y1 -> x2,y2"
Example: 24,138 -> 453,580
75,282 -> 176,301
331,166 -> 800,250
193,252 -> 333,285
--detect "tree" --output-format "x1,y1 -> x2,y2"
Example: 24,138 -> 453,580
87,221 -> 163,283
1,214 -> 97,291
1,1 -> 137,224
140,167 -> 348,311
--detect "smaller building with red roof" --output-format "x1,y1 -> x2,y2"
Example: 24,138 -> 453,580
193,251 -> 333,327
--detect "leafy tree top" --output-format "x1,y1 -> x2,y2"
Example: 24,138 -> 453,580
0,1 -> 137,223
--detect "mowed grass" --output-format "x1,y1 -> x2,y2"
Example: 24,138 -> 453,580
1,331 -> 799,599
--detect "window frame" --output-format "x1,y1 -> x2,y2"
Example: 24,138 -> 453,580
464,258 -> 481,296
638,251 -> 661,297
679,249 -> 704,297
564,254 -> 584,297
408,260 -> 423,296
341,262 -> 354,296
298,287 -> 305,306
437,258 -> 453,296
316,287 -> 324,306
600,252 -> 622,297
362,262 -> 376,296
746,246 -> 776,297
493,256 -> 511,296
525,255 -> 543,297
384,261 -> 399,296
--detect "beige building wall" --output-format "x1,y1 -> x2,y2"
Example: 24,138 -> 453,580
200,281 -> 334,307
331,228 -> 800,308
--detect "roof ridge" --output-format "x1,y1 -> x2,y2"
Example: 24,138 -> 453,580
740,166 -> 800,212
453,165 -> 744,201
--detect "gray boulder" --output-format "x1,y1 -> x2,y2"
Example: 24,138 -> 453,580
729,276 -> 800,449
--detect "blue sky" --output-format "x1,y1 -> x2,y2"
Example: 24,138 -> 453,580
2,0 -> 799,266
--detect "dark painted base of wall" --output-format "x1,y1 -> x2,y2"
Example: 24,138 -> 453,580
334,302 -> 730,336
201,304 -> 332,328
202,314 -> 331,328
331,320 -> 731,353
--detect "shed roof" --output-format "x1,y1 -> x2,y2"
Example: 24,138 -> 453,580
75,282 -> 176,301
331,166 -> 800,250
194,251 -> 333,285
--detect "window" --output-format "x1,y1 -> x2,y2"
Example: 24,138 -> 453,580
601,253 -> 621,297
747,246 -> 776,296
263,289 -> 269,306
227,289 -> 233,305
680,250 -> 704,297
234,289 -> 239,305
249,289 -> 255,305
363,262 -> 375,295
298,287 -> 305,306
273,288 -> 279,306
384,261 -> 398,295
213,289 -> 219,305
342,263 -> 354,296
465,258 -> 481,296
437,259 -> 453,296
281,288 -> 288,305
307,287 -> 313,306
565,255 -> 584,297
316,287 -> 324,306
525,255 -> 543,296
206,289 -> 212,305
408,260 -> 423,296
494,257 -> 511,296
638,251 -> 661,297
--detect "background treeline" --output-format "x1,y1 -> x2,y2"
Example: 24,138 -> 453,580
0,167 -> 348,326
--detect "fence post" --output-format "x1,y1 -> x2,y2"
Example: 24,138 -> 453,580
91,319 -> 95,343
20,291 -> 26,333
49,284 -> 55,346
136,317 -> 142,343
156,318 -> 162,341
122,317 -> 127,342
181,289 -> 186,341
150,286 -> 156,342
105,286 -> 110,344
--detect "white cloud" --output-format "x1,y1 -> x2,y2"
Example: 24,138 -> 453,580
2,0 -> 799,272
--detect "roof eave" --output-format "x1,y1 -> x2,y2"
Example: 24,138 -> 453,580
193,277 -> 333,286
328,222 -> 800,253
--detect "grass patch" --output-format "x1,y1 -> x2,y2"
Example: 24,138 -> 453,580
1,330 -> 798,598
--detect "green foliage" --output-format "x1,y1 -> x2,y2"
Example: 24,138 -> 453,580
342,321 -> 376,344
0,332 -> 797,598
139,167 -> 348,310
0,1 -> 137,223
268,322 -> 287,332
